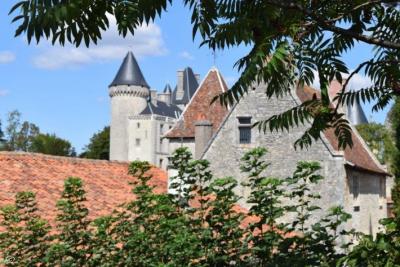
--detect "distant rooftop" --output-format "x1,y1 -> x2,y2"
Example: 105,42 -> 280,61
109,51 -> 149,88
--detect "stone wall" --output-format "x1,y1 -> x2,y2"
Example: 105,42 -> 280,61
345,168 -> 387,235
202,85 -> 383,234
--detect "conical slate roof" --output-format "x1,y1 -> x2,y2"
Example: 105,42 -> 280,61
347,101 -> 368,125
163,84 -> 172,93
109,51 -> 149,88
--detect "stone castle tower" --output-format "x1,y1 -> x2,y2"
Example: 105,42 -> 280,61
109,51 -> 150,161
109,51 -> 200,165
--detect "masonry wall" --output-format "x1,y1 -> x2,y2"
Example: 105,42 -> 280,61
202,86 -> 352,228
128,115 -> 176,169
345,168 -> 387,235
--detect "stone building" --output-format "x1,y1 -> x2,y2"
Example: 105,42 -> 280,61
109,51 -> 390,235
166,79 -> 389,235
109,51 -> 199,168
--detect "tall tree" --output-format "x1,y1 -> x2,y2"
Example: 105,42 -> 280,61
5,110 -> 39,151
8,1 -> 400,149
356,122 -> 395,166
388,97 -> 400,214
80,126 -> 110,160
30,133 -> 76,157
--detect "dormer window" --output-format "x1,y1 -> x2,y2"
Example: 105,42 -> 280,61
238,117 -> 252,144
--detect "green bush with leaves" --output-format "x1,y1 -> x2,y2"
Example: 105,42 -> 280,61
0,147 -> 365,266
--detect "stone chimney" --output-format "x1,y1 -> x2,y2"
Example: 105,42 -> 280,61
158,93 -> 171,105
150,89 -> 158,106
195,115 -> 213,159
176,70 -> 185,100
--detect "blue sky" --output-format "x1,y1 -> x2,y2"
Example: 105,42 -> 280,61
0,1 -> 392,152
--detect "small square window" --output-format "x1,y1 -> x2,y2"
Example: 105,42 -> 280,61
135,138 -> 141,146
239,127 -> 251,144
353,206 -> 360,212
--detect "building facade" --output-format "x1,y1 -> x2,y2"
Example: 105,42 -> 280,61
109,51 -> 390,235
109,51 -> 199,168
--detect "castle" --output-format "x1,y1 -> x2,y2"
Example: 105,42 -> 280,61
109,51 -> 391,235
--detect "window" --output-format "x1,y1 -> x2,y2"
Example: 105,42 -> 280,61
159,159 -> 163,168
238,117 -> 252,144
137,123 -> 140,128
352,176 -> 360,199
160,124 -> 164,135
379,177 -> 386,198
135,138 -> 141,147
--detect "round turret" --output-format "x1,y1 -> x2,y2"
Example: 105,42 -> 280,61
109,51 -> 150,161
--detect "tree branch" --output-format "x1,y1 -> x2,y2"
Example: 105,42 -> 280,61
263,0 -> 400,49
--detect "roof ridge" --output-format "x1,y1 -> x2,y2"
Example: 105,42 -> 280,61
0,151 -> 130,165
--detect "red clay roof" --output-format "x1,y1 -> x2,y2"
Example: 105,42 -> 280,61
296,85 -> 387,175
165,68 -> 229,138
0,152 -> 168,225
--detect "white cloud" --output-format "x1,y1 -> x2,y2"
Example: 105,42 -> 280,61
0,51 -> 16,64
311,71 -> 373,91
33,17 -> 167,69
179,51 -> 194,60
0,89 -> 9,97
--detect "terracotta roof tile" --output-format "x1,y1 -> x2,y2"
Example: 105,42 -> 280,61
296,86 -> 387,175
165,68 -> 229,138
0,152 -> 168,225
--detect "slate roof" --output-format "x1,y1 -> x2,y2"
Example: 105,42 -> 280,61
163,84 -> 172,93
165,68 -> 230,138
172,67 -> 199,105
347,101 -> 368,125
0,152 -> 167,225
140,100 -> 182,118
296,86 -> 387,175
109,51 -> 149,88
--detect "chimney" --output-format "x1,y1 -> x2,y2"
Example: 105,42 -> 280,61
176,70 -> 185,100
150,89 -> 158,106
158,93 -> 171,105
194,115 -> 213,159
329,79 -> 346,101
195,74 -> 200,84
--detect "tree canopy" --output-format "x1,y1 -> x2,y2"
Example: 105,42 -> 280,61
30,133 -> 76,157
1,110 -> 75,157
356,122 -> 395,165
80,126 -> 110,160
8,0 -> 400,149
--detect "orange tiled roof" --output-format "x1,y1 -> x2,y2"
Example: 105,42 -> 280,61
296,86 -> 387,175
165,68 -> 229,138
0,152 -> 168,225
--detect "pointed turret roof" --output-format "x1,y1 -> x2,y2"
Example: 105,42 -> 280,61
347,101 -> 368,125
163,84 -> 172,93
109,51 -> 149,88
165,68 -> 230,138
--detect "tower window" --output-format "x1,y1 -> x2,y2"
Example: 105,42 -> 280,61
238,117 -> 252,144
135,138 -> 141,147
380,177 -> 386,198
352,176 -> 360,199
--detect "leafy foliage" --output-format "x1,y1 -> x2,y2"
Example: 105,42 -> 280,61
0,147 -> 358,266
30,133 -> 76,157
356,122 -> 396,165
8,1 -> 400,149
1,110 -> 75,156
80,126 -> 110,160
4,110 -> 40,152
